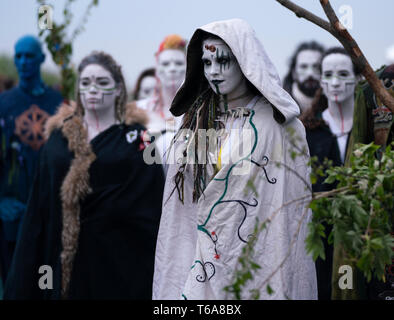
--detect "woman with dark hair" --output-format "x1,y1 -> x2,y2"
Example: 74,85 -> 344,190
300,47 -> 361,300
132,67 -> 156,100
4,51 -> 165,299
153,19 -> 317,300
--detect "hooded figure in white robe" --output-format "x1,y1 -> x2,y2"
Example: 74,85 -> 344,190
153,18 -> 317,300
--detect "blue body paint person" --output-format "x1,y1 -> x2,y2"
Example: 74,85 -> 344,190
14,35 -> 46,96
0,35 -> 63,287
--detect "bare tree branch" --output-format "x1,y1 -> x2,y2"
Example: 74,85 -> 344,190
276,0 -> 332,33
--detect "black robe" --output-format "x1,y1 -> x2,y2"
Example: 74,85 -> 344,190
4,122 -> 164,299
305,124 -> 342,300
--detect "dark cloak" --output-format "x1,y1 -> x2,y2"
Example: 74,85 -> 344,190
4,103 -> 164,299
0,86 -> 63,283
301,98 -> 342,300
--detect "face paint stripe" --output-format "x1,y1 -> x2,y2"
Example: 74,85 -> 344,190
203,39 -> 242,99
79,84 -> 116,92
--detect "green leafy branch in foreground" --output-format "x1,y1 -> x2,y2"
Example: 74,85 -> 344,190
225,128 -> 393,299
306,142 -> 394,282
37,0 -> 99,99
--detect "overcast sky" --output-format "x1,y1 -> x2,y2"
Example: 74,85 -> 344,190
1,0 -> 393,90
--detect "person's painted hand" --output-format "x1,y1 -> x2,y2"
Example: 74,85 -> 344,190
0,197 -> 26,221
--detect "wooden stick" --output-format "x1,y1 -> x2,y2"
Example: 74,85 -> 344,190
276,0 -> 332,33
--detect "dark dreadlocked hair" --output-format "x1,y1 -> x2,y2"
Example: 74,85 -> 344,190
76,51 -> 128,122
173,87 -> 222,203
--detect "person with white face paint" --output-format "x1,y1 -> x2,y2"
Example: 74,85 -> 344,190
156,48 -> 186,97
202,38 -> 254,107
301,47 -> 361,174
4,51 -> 165,299
321,51 -> 359,163
153,19 -> 317,300
331,63 -> 394,301
79,63 -> 121,141
300,47 -> 361,300
137,35 -> 187,169
132,67 -> 156,100
283,41 -> 325,114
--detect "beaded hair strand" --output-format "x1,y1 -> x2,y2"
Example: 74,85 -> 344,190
168,87 -> 223,203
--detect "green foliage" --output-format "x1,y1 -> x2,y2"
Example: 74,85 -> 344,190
306,142 -> 394,282
0,55 -> 18,80
36,0 -> 99,99
41,71 -> 61,87
226,131 -> 393,299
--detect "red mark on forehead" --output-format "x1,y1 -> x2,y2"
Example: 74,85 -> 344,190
205,44 -> 216,52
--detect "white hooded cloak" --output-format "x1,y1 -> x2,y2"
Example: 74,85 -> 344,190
153,18 -> 317,300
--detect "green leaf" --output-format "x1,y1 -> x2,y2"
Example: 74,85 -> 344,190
310,174 -> 317,185
370,238 -> 384,250
324,175 -> 337,185
249,289 -> 260,300
357,249 -> 374,273
250,262 -> 261,270
266,285 -> 274,295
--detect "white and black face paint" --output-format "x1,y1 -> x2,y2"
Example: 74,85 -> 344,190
156,49 -> 186,91
293,49 -> 322,97
321,53 -> 356,103
79,63 -> 120,113
202,38 -> 244,96
138,75 -> 156,100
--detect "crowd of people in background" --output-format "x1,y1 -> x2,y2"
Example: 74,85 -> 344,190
0,17 -> 392,300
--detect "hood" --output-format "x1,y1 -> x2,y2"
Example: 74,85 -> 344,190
170,18 -> 300,124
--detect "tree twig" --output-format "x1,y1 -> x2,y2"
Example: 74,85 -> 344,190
312,185 -> 354,199
276,0 -> 332,33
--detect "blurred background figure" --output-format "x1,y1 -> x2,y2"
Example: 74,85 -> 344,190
283,41 -> 325,114
132,67 -> 156,101
385,45 -> 394,65
0,35 -> 63,289
136,34 -> 187,169
300,46 -> 362,300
